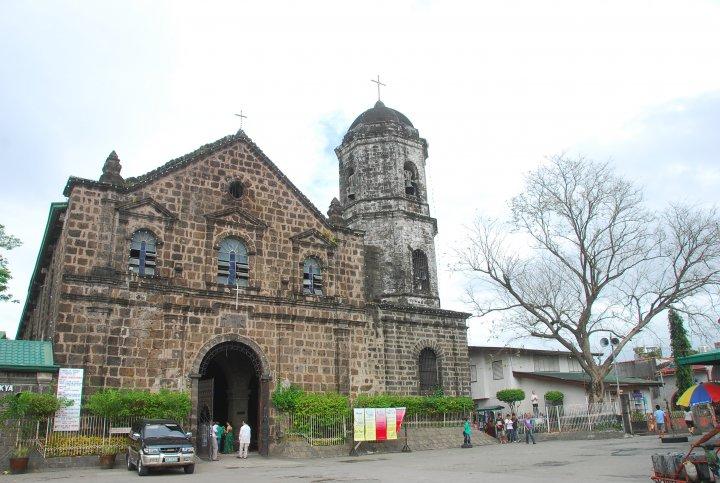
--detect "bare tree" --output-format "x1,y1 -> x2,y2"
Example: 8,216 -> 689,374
456,155 -> 720,402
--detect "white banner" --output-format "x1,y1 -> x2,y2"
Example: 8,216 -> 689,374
54,368 -> 84,431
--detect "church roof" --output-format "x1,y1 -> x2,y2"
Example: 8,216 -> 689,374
62,130 -> 338,232
348,101 -> 414,130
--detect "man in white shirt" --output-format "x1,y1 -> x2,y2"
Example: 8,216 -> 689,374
210,421 -> 220,461
237,421 -> 251,459
531,391 -> 539,417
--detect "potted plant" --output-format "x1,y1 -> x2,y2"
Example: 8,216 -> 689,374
98,444 -> 120,469
9,445 -> 30,474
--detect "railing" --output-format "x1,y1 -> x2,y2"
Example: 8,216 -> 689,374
11,416 -> 189,458
277,413 -> 350,446
403,411 -> 472,428
513,402 -> 622,436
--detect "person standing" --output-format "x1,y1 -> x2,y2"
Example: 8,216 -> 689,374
654,405 -> 666,435
210,421 -> 220,461
511,413 -> 519,443
684,408 -> 695,435
523,413 -> 536,444
531,391 -> 539,417
223,422 -> 234,454
237,420 -> 251,459
216,421 -> 225,453
496,416 -> 507,443
463,418 -> 472,447
505,414 -> 515,443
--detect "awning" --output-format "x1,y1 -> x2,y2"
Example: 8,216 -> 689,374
679,349 -> 720,366
476,405 -> 504,412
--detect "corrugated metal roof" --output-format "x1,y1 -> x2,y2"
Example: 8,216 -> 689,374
679,349 -> 720,366
513,370 -> 662,386
0,339 -> 58,372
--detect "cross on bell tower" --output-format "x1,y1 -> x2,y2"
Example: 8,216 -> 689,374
234,110 -> 247,130
371,75 -> 386,102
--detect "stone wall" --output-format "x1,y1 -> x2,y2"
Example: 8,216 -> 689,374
17,129 -> 471,454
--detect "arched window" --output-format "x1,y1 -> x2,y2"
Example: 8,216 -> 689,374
217,238 -> 249,286
302,258 -> 323,295
347,167 -> 356,201
404,161 -> 418,197
129,230 -> 157,276
419,348 -> 441,395
412,249 -> 430,292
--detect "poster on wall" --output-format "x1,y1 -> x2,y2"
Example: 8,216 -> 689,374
353,407 -> 406,442
54,368 -> 84,431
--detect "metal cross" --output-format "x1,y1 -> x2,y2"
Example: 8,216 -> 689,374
234,110 -> 247,129
371,75 -> 386,102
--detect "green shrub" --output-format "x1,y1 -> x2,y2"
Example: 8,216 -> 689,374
544,390 -> 564,405
353,394 -> 473,416
84,389 -> 190,422
0,392 -> 70,423
496,389 -> 525,411
271,384 -> 305,412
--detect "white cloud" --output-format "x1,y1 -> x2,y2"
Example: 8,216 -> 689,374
1,0 -> 719,355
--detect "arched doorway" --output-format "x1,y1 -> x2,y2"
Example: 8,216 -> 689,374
192,337 -> 270,458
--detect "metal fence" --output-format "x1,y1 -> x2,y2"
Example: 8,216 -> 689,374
514,402 -> 622,436
277,413 -> 351,446
11,416 -> 189,458
403,411 -> 471,428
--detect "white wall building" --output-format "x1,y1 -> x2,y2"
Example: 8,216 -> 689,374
469,346 -> 661,415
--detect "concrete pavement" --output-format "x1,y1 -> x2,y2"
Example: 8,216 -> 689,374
6,435 -> 687,482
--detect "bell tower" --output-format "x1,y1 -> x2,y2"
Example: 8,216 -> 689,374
335,100 -> 439,308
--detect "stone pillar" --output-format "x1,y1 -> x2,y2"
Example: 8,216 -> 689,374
258,375 -> 271,457
334,325 -> 350,395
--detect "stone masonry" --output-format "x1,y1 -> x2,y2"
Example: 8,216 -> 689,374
17,101 -> 471,452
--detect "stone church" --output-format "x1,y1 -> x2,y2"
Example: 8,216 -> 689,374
17,100 -> 471,455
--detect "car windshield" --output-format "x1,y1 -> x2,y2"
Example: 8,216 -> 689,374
143,423 -> 185,439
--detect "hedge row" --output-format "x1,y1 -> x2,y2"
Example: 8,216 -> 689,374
84,389 -> 191,422
272,385 -> 473,417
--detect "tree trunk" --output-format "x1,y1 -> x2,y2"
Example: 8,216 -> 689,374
588,376 -> 605,404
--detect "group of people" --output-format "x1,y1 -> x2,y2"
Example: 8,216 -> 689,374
491,413 -> 537,444
651,404 -> 697,436
210,420 -> 252,460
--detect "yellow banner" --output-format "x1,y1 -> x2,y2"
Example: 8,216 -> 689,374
386,408 -> 397,440
364,408 -> 376,441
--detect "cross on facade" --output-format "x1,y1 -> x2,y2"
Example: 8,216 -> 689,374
371,75 -> 386,102
234,110 -> 247,129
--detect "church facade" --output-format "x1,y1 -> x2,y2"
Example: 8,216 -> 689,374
18,101 -> 471,455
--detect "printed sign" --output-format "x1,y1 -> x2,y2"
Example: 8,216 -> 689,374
353,407 -> 406,442
55,368 -> 84,431
0,384 -> 14,392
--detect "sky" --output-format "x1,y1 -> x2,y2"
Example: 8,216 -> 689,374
0,0 -> 719,359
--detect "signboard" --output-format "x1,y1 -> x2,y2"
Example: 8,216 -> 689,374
353,407 -> 406,442
0,384 -> 14,392
54,368 -> 84,431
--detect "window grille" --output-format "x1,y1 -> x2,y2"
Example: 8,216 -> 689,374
492,360 -> 504,380
129,230 -> 157,276
412,250 -> 430,292
470,364 -> 478,383
217,238 -> 249,286
419,348 -> 441,395
302,258 -> 323,295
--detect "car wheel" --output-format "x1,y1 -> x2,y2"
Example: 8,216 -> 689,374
184,464 -> 195,474
126,451 -> 134,470
137,457 -> 148,476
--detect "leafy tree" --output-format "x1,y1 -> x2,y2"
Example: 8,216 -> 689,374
0,224 -> 21,302
496,389 -> 525,412
456,155 -> 720,402
544,390 -> 564,405
0,392 -> 70,423
669,308 -> 694,406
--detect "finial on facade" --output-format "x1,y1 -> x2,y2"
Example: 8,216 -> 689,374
99,150 -> 124,185
328,197 -> 345,226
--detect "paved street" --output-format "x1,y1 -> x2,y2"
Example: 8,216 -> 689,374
6,435 -> 689,482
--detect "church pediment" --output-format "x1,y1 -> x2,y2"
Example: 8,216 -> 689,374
116,197 -> 176,222
204,207 -> 268,231
290,228 -> 337,250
